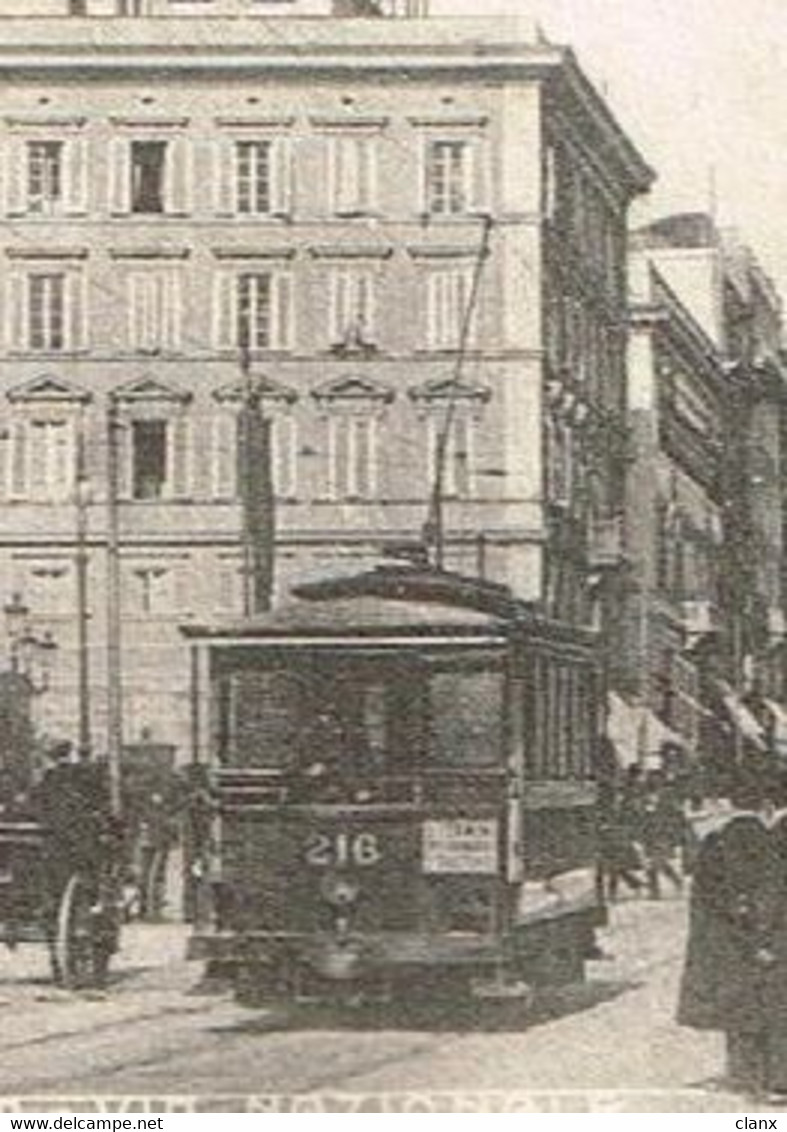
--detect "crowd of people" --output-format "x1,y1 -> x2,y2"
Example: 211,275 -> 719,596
597,753 -> 690,903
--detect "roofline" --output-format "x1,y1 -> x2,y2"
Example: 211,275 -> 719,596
0,20 -> 653,193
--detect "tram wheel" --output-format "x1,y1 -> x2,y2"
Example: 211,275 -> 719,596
52,875 -> 113,990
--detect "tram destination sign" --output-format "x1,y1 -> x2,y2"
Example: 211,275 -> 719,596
421,818 -> 499,874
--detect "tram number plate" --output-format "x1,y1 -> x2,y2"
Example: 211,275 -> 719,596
304,831 -> 382,869
422,819 -> 499,875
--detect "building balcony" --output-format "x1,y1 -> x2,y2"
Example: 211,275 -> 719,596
586,516 -> 626,569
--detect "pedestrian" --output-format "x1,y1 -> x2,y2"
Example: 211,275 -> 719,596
640,770 -> 684,899
760,809 -> 787,1096
598,790 -> 644,901
677,775 -> 778,1093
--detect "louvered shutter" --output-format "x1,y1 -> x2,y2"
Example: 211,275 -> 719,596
165,271 -> 181,352
64,136 -> 88,215
0,421 -> 9,501
168,137 -> 193,215
169,414 -> 192,498
68,273 -> 87,352
360,138 -> 377,212
273,273 -> 292,351
114,416 -> 132,502
212,411 -> 238,500
469,138 -> 489,214
358,273 -> 374,339
128,272 -> 144,351
9,419 -> 28,500
213,136 -> 235,216
5,138 -> 27,216
107,138 -> 131,215
6,275 -> 25,352
271,137 -> 292,216
212,272 -> 237,352
330,271 -> 349,344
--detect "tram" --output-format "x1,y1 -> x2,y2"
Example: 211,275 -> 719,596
183,565 -> 606,1004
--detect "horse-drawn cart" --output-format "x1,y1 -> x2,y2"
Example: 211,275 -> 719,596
0,760 -> 123,989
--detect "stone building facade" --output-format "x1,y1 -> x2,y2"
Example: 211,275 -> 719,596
622,213 -> 787,762
0,11 -> 652,758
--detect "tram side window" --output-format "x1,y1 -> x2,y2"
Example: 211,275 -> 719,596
218,669 -> 302,767
428,670 -> 502,767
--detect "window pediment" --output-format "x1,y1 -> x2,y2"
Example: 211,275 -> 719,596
212,376 -> 297,406
7,374 -> 91,405
408,377 -> 491,407
112,376 -> 191,405
312,375 -> 395,408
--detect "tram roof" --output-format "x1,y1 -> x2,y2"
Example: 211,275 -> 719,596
181,567 -> 599,650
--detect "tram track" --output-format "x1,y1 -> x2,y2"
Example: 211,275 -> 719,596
0,900 -> 690,1096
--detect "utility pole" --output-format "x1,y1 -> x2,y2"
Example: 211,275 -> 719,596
106,396 -> 123,815
238,289 -> 275,617
75,414 -> 91,762
424,215 -> 493,571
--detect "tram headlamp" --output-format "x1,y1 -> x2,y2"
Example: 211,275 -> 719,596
320,874 -> 360,908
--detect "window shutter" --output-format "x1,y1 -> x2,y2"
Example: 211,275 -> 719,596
271,137 -> 292,216
128,272 -> 142,350
168,137 -> 193,215
170,414 -> 192,498
358,273 -> 375,339
330,271 -> 349,344
360,138 -> 377,212
64,137 -> 88,215
336,138 -> 358,214
50,419 -> 76,501
108,138 -> 131,215
165,270 -> 181,352
211,411 -> 238,500
213,136 -> 235,217
469,138 -> 489,214
5,139 -> 27,216
9,419 -> 28,500
6,275 -> 25,352
0,422 -> 8,501
271,416 -> 298,500
273,273 -> 292,351
427,273 -> 450,350
112,414 -> 132,502
419,139 -> 432,215
212,272 -> 236,352
68,273 -> 87,352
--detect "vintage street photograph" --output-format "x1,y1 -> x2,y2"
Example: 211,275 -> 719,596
0,0 -> 783,1114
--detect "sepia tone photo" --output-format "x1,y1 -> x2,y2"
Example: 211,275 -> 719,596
0,0 -> 782,1113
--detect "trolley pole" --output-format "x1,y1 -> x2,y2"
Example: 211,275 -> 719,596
75,416 -> 91,762
106,397 -> 123,816
425,215 -> 493,571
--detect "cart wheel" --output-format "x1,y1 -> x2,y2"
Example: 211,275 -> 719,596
53,874 -> 113,990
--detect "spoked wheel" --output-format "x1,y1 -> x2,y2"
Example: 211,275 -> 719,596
51,874 -> 117,990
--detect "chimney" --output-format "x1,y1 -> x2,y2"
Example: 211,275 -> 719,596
331,0 -> 384,14
331,0 -> 429,15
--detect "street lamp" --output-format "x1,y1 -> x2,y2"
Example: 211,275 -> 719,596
3,594 -> 58,693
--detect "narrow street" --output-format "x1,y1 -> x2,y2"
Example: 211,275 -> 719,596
0,895 -> 745,1107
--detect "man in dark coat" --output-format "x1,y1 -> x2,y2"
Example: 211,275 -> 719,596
677,777 -> 778,1092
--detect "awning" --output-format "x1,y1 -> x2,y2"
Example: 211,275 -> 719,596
717,682 -> 767,750
641,710 -> 684,759
606,692 -> 640,768
607,694 -> 684,768
764,699 -> 787,748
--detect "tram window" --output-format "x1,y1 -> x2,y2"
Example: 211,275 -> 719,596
428,670 -> 502,766
219,669 -> 302,767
